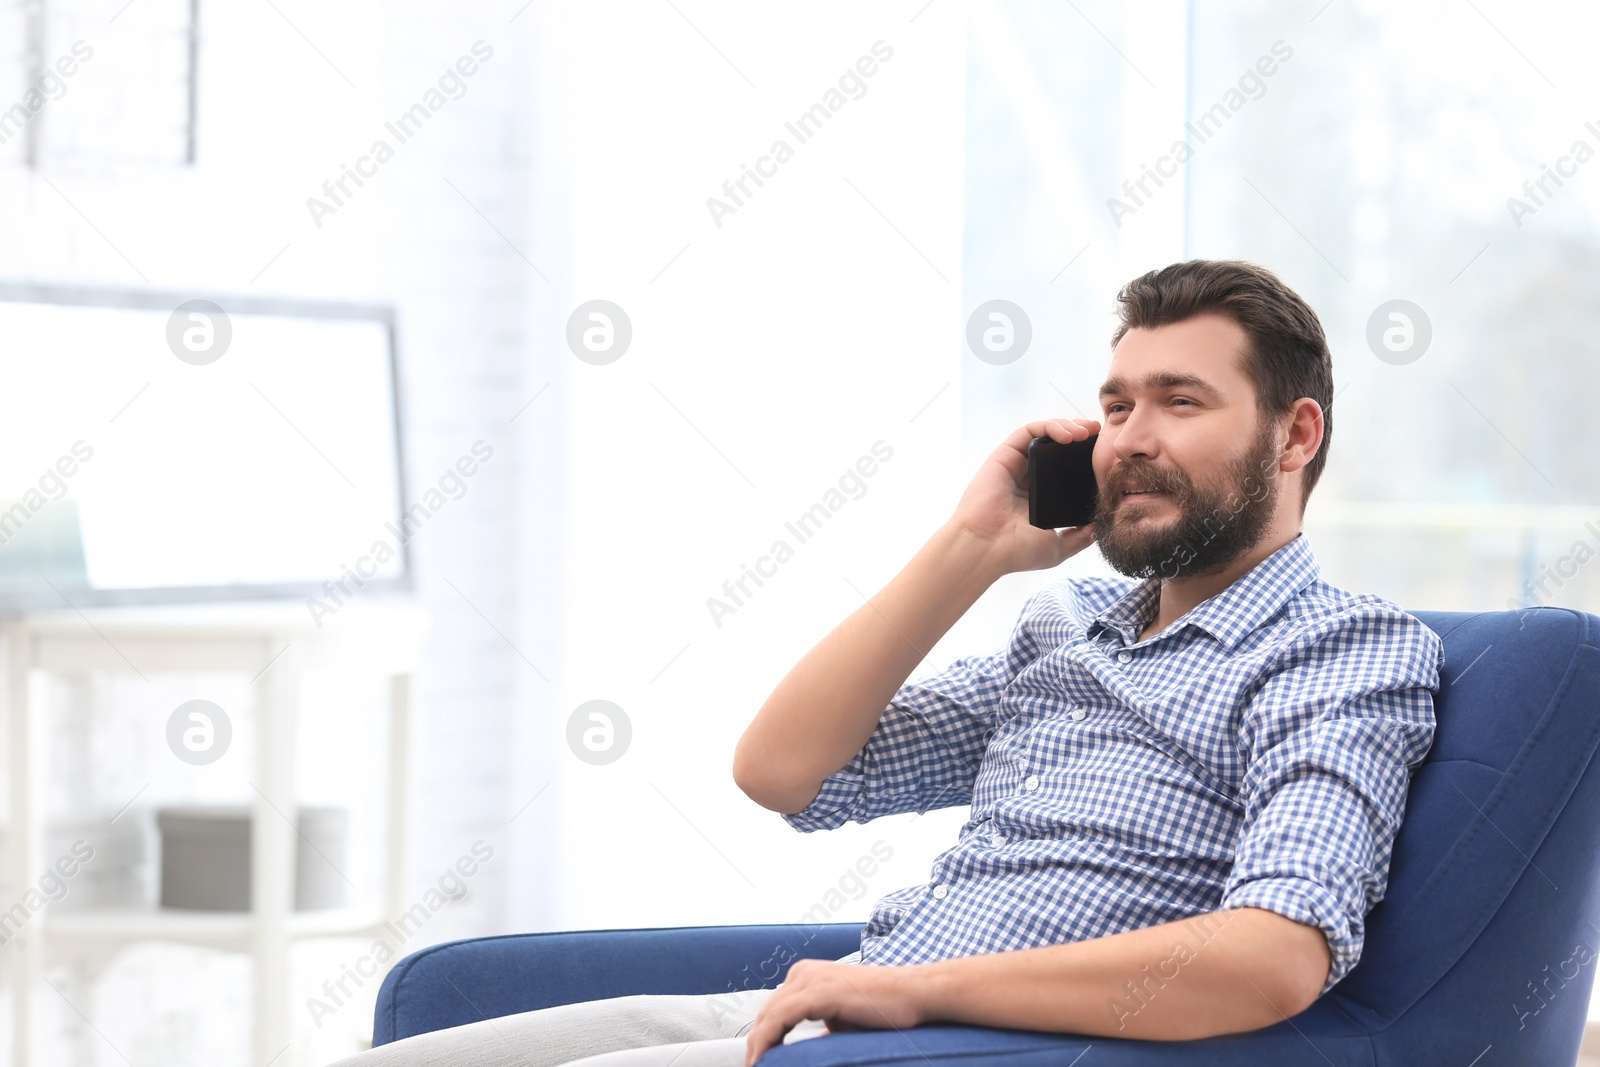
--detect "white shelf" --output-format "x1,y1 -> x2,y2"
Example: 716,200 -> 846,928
3,604 -> 427,1067
45,903 -> 390,947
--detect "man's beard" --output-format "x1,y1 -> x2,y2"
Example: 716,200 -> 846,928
1091,415 -> 1282,581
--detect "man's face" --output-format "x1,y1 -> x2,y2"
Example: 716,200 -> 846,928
1090,313 -> 1285,580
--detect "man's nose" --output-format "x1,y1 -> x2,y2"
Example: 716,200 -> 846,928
1109,408 -> 1160,464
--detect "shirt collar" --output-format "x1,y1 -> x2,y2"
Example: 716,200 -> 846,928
1088,533 -> 1320,651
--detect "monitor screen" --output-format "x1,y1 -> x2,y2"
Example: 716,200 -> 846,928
0,286 -> 411,611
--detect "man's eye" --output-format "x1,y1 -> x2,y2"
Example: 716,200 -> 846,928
1104,399 -> 1196,413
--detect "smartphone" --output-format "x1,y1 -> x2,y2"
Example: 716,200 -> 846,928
1027,433 -> 1099,529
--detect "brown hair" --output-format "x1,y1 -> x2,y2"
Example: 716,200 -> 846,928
1110,259 -> 1333,513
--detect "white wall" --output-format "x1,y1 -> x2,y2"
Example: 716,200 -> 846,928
508,3 -> 977,943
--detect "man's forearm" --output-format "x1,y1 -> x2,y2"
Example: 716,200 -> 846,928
912,907 -> 1331,1040
733,522 -> 1006,814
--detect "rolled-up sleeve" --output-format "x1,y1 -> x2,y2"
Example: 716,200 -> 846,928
781,590 -> 1049,833
1220,604 -> 1442,992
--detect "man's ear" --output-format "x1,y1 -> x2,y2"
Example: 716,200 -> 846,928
1279,398 -> 1324,476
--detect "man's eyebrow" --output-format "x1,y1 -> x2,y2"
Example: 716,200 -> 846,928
1097,371 -> 1224,402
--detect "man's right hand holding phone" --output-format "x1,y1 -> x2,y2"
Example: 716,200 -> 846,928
734,416 -> 1102,816
948,417 -> 1101,577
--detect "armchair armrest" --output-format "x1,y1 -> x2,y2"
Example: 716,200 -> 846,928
373,922 -> 863,1046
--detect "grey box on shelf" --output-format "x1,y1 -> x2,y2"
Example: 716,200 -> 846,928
0,817 -> 149,909
50,815 -> 149,910
156,804 -> 348,911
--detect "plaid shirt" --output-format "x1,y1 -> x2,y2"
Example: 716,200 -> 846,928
784,533 -> 1442,992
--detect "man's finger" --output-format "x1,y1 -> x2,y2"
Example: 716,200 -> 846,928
744,1005 -> 800,1066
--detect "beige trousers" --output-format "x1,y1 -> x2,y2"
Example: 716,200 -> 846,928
322,986 -> 830,1067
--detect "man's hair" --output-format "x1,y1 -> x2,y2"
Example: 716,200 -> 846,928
1110,259 -> 1334,514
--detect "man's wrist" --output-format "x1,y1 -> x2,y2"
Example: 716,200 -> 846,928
931,521 -> 1012,588
904,956 -> 964,1026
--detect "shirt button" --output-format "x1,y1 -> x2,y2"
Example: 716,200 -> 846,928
931,884 -> 948,899
1070,707 -> 1087,721
1024,775 -> 1040,792
1117,650 -> 1132,664
991,834 -> 1007,846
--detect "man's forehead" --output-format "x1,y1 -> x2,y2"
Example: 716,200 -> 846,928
1100,317 -> 1250,400
1097,368 -> 1225,401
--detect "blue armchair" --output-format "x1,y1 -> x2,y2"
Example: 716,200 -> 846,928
373,607 -> 1600,1065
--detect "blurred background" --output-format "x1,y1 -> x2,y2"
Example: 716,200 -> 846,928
1,0 -> 1597,1064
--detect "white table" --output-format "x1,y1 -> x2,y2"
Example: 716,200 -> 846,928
1,597 -> 429,1067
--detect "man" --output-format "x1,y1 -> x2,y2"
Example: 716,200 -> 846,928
731,258 -> 1440,1062
327,260 -> 1442,1067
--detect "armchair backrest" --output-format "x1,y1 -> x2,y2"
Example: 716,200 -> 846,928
1327,607 -> 1600,1048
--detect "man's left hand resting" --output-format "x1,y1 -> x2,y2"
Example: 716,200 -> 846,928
743,905 -> 1330,1066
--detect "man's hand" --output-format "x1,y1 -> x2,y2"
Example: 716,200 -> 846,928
948,417 -> 1101,575
743,959 -> 926,1066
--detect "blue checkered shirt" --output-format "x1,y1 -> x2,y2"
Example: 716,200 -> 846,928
784,533 -> 1442,992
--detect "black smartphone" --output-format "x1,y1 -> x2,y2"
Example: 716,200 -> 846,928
1027,433 -> 1099,529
